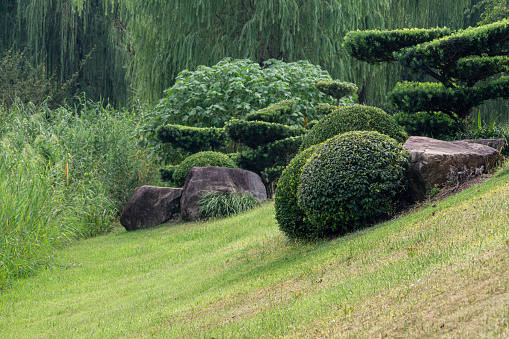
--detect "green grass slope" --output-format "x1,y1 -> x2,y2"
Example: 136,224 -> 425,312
1,167 -> 509,338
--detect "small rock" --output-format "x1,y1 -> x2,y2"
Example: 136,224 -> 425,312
120,186 -> 182,231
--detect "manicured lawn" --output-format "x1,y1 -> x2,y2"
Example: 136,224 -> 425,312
1,168 -> 509,338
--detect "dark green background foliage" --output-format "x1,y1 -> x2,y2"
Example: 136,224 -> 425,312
394,111 -> 467,140
245,100 -> 298,125
0,50 -> 72,108
156,124 -> 229,154
198,191 -> 261,219
298,131 -> 409,238
159,165 -> 177,183
7,0 -> 503,121
275,145 -> 319,240
172,151 -> 238,187
343,27 -> 452,63
225,119 -> 306,149
300,105 -> 408,151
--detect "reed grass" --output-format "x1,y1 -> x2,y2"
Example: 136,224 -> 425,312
0,99 -> 159,288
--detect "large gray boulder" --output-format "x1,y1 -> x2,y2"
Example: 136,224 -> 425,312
180,166 -> 267,221
461,138 -> 505,152
120,186 -> 183,231
403,136 -> 500,202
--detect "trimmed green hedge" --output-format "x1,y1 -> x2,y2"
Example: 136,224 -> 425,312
225,119 -> 306,149
235,136 -> 304,175
172,151 -> 238,186
245,100 -> 297,125
314,81 -> 358,102
300,105 -> 407,150
394,111 -> 467,140
275,145 -> 319,239
157,124 -> 229,154
396,20 -> 509,73
315,104 -> 337,117
343,27 -> 451,63
297,131 -> 409,238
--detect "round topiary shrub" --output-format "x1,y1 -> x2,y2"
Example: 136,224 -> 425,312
300,105 -> 408,150
172,151 -> 238,186
275,144 -> 320,239
297,131 -> 409,238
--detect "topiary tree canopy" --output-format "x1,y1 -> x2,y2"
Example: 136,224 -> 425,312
344,20 -> 509,121
300,105 -> 408,151
297,131 -> 409,238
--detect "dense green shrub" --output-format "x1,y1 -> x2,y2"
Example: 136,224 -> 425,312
225,119 -> 306,149
394,111 -> 467,140
314,81 -> 358,105
275,145 -> 319,240
172,151 -> 238,186
456,113 -> 509,156
297,131 -> 409,238
153,58 -> 337,128
245,100 -> 298,125
156,124 -> 229,154
198,191 -> 261,219
300,105 -> 408,150
315,104 -> 337,117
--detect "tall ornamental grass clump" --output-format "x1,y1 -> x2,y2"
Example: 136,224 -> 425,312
0,150 -> 68,289
0,100 -> 159,288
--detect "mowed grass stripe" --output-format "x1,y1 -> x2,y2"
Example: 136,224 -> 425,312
1,168 -> 508,338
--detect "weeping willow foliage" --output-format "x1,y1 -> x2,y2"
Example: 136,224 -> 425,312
0,0 -> 18,51
0,0 -> 488,112
113,0 -> 482,106
10,0 -> 129,106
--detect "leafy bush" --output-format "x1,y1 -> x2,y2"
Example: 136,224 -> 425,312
225,119 -> 306,149
315,104 -> 337,117
275,145 -> 319,240
153,58 -> 337,128
156,124 -> 229,154
314,81 -> 358,105
300,105 -> 408,150
297,131 -> 409,238
456,112 -> 509,156
172,151 -> 238,187
198,191 -> 261,219
394,110 -> 467,140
